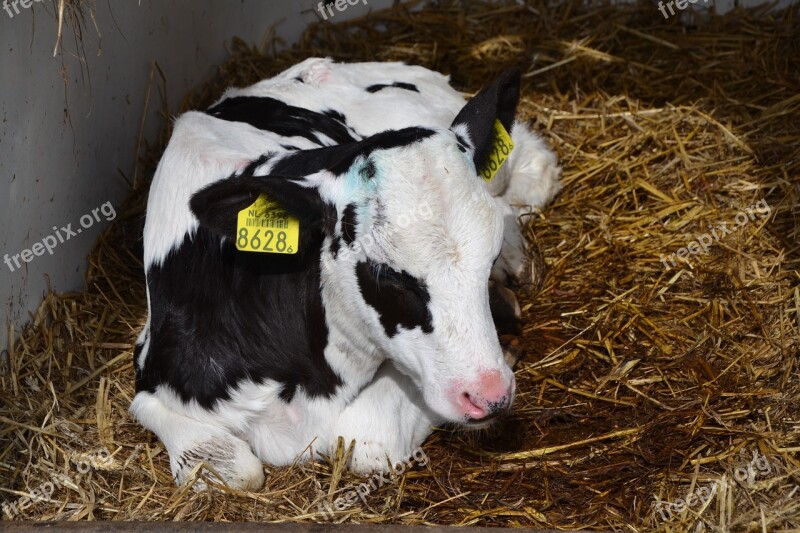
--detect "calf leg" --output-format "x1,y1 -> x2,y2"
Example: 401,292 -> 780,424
491,198 -> 531,286
503,124 -> 561,217
492,199 -> 547,289
130,391 -> 265,490
331,362 -> 439,474
491,124 -> 560,288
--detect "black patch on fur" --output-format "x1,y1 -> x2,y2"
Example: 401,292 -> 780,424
133,343 -> 144,382
243,153 -> 275,175
207,96 -> 358,146
136,228 -> 342,408
359,159 -> 377,180
366,82 -> 420,94
329,236 -> 341,259
373,198 -> 387,229
281,144 -> 301,151
355,260 -> 433,337
341,204 -> 358,245
322,109 -> 347,123
294,76 -> 304,83
271,127 -> 435,177
322,202 -> 338,236
454,133 -> 470,153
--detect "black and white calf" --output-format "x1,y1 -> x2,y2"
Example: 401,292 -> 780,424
131,58 -> 561,489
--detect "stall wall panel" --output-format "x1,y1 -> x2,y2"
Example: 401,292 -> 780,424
0,0 -> 389,340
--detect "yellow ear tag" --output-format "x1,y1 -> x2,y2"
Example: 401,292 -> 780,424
479,119 -> 515,183
235,194 -> 300,254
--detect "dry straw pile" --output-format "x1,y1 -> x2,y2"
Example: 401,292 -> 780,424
2,1 -> 799,530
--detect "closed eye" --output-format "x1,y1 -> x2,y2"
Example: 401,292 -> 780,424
368,260 -> 426,293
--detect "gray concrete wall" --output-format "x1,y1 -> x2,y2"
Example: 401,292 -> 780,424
0,0 -> 389,343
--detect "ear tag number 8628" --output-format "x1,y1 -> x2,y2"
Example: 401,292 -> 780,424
235,194 -> 300,254
480,119 -> 515,183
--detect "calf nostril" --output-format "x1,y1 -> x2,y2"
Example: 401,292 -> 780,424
462,391 -> 477,407
459,391 -> 487,419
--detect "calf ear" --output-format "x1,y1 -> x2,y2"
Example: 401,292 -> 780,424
190,176 -> 333,241
450,68 -> 521,172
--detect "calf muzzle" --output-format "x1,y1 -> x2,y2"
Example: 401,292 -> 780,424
453,369 -> 516,421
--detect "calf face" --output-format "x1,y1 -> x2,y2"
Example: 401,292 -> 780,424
190,70 -> 522,424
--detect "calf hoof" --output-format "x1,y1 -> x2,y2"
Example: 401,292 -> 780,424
493,242 -> 546,294
509,241 -> 546,293
527,242 -> 546,295
489,281 -> 526,369
500,334 -> 525,368
172,435 -> 265,491
489,281 -> 522,335
349,440 -> 394,474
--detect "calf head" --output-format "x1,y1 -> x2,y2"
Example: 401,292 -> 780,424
191,69 -> 522,424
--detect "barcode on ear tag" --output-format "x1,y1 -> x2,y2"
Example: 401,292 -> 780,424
480,119 -> 515,183
235,194 -> 300,254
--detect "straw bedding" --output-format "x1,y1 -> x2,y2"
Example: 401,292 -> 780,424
2,1 -> 799,530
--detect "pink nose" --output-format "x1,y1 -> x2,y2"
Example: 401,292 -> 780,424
454,369 -> 516,420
